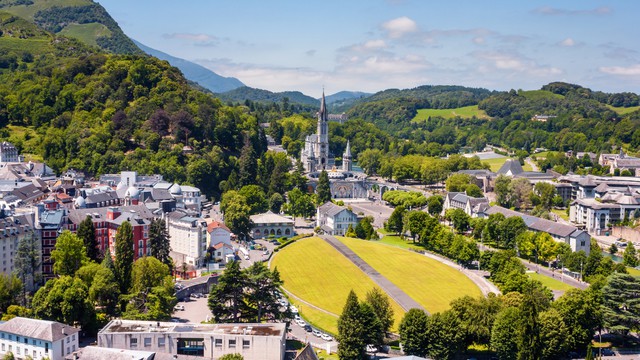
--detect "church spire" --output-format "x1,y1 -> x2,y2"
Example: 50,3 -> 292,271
319,90 -> 328,122
344,140 -> 351,157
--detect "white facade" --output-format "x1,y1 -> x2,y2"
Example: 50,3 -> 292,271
301,91 -> 331,172
98,320 -> 286,360
166,214 -> 208,267
180,185 -> 202,210
316,202 -> 359,236
0,317 -> 79,360
208,221 -> 232,247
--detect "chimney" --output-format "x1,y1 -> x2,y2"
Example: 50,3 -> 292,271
62,326 -> 66,335
72,352 -> 78,360
106,207 -> 120,221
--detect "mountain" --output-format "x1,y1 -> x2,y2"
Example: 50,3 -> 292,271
0,0 -> 142,54
133,40 -> 244,94
325,91 -> 372,112
218,86 -> 319,106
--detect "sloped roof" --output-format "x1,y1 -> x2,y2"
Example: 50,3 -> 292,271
318,201 -> 351,217
295,343 -> 320,360
497,159 -> 523,175
207,221 -> 230,233
486,206 -> 578,238
250,211 -> 294,224
0,317 -> 79,342
213,242 -> 233,250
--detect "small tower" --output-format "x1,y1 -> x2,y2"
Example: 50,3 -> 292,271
316,91 -> 329,170
342,140 -> 352,172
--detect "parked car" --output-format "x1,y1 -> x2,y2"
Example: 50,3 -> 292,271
174,305 -> 185,311
295,319 -> 306,327
600,348 -> 615,356
312,329 -> 322,337
303,324 -> 312,332
289,305 -> 299,313
366,345 -> 377,353
320,333 -> 333,341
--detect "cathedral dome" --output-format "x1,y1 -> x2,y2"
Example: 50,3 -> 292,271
125,186 -> 140,199
74,196 -> 86,208
169,183 -> 182,195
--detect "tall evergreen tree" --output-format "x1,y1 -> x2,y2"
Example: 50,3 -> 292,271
623,241 -> 638,267
316,170 -> 331,204
245,262 -> 285,322
399,308 -> 429,357
149,218 -> 172,271
238,138 -> 258,188
386,206 -> 405,234
365,287 -> 394,336
77,215 -> 99,262
338,290 -> 366,360
208,260 -> 248,322
114,221 -> 134,294
517,285 -> 543,360
13,230 -> 41,301
360,302 -> 384,347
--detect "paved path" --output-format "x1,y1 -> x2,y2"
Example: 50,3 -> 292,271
320,234 -> 427,313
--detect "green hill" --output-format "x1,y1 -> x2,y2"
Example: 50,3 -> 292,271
218,86 -> 319,106
412,105 -> 490,122
0,0 -> 142,54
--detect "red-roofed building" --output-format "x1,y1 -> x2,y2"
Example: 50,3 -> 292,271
207,221 -> 232,247
212,242 -> 234,263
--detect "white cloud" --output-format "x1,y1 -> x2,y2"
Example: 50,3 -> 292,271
532,6 -> 612,16
382,16 -> 418,38
364,39 -> 387,49
474,51 -> 562,76
559,37 -> 576,47
599,64 -> 640,76
473,37 -> 485,45
162,33 -> 218,46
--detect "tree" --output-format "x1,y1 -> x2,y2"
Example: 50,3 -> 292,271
13,231 -> 40,300
623,241 -> 638,267
365,287 -> 394,336
534,182 -> 557,210
239,185 -> 268,214
449,294 -> 503,349
426,195 -> 444,216
539,308 -> 570,360
209,261 -> 248,322
399,308 -> 429,357
404,211 -> 429,242
123,257 -> 175,320
316,170 -> 331,204
219,355 -> 243,360
244,262 -> 285,322
498,216 -> 526,249
360,302 -> 384,347
517,284 -> 543,360
445,208 -> 470,234
356,216 -> 376,240
386,206 -> 405,234
609,243 -> 618,255
268,192 -> 284,213
238,138 -> 258,187
602,273 -> 640,334
338,290 -> 366,360
148,218 -> 172,271
553,288 -> 602,351
509,178 -> 533,209
114,221 -> 134,294
50,230 -> 88,277
224,200 -> 253,240
31,276 -> 95,331
77,215 -> 99,262
285,188 -> 315,219
426,310 -> 465,360
89,264 -> 120,316
345,224 -> 357,238
446,173 -> 473,192
491,307 -> 520,360
0,275 -> 21,313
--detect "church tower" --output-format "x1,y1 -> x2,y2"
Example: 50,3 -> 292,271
342,140 -> 352,172
316,91 -> 329,170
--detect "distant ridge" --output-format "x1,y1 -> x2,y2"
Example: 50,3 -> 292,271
133,40 -> 244,93
218,86 -> 319,106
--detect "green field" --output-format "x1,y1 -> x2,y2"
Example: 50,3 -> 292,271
481,157 -> 533,172
551,208 -> 569,221
527,272 -> 575,291
336,236 -> 482,314
270,237 -> 406,334
2,0 -> 92,20
59,23 -> 111,47
607,104 -> 640,115
627,267 -> 640,277
531,151 -> 559,159
518,90 -> 564,100
412,105 -> 490,122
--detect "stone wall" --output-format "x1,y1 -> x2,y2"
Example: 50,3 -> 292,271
611,226 -> 640,242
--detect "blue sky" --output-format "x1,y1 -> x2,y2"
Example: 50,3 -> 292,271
99,0 -> 639,97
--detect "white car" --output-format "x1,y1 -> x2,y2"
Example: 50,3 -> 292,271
289,305 -> 299,313
320,333 -> 333,341
174,305 -> 185,311
295,319 -> 306,327
312,329 -> 322,337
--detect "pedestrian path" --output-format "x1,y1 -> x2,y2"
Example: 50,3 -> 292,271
321,234 -> 427,313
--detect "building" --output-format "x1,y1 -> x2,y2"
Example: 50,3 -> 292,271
0,317 -> 80,360
484,206 -> 590,254
211,242 -> 234,263
250,211 -> 294,240
37,205 -> 66,280
165,211 -> 208,268
0,142 -> 20,164
316,202 -> 359,236
442,192 -> 489,218
342,141 -> 352,172
97,320 -> 286,360
207,221 -> 232,247
0,213 -> 36,277
300,91 -> 332,172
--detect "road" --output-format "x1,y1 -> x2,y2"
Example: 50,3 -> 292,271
525,157 -> 539,172
347,200 -> 395,229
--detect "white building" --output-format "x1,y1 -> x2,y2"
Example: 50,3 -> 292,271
316,202 -> 359,236
300,91 -> 332,172
0,142 -> 20,165
0,213 -> 37,277
165,212 -> 208,267
249,211 -> 295,240
98,320 -> 286,360
0,317 -> 80,360
180,185 -> 202,214
207,221 -> 232,247
442,192 -> 490,218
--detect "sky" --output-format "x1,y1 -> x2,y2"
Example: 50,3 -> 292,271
99,0 -> 640,98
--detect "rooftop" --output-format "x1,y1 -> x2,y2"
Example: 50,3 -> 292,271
250,211 -> 294,225
100,320 -> 286,337
0,317 -> 79,342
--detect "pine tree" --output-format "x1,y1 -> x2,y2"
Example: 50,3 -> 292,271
316,170 -> 331,204
399,308 -> 429,357
517,284 -> 543,360
114,221 -> 134,294
345,224 -> 357,238
365,287 -> 394,336
77,215 -> 99,262
13,230 -> 41,299
623,241 -> 638,267
149,218 -> 172,271
238,138 -> 257,188
208,260 -> 248,322
338,290 -> 365,360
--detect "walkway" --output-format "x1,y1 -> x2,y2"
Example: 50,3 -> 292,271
321,234 -> 427,313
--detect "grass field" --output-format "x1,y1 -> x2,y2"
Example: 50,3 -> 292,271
518,90 -> 564,100
627,267 -> 640,277
270,237 -> 405,334
412,105 -> 490,122
481,157 -> 533,172
531,151 -> 559,159
336,236 -> 482,314
607,104 -> 640,115
527,272 -> 575,291
377,234 -> 422,249
59,23 -> 111,47
551,208 -> 569,221
2,0 -> 91,20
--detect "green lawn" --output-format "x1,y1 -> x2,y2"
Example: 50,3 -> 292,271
527,272 -> 575,291
482,157 -> 533,172
551,208 -> 569,221
336,236 -> 482,314
531,151 -> 559,159
59,23 -> 112,47
626,267 -> 640,277
518,90 -> 564,100
2,0 -> 92,20
271,237 -> 405,334
607,104 -> 640,115
377,234 -> 423,250
412,105 -> 490,122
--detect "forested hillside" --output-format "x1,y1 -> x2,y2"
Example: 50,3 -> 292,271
0,11 -> 265,200
219,86 -> 319,107
0,0 -> 142,54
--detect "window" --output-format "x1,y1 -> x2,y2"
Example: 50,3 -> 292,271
242,339 -> 250,349
228,339 -> 236,348
214,339 -> 222,348
581,240 -> 586,246
130,338 -> 138,348
17,347 -> 20,355
72,334 -> 75,341
144,338 -> 151,347
158,338 -> 165,347
67,337 -> 70,343
24,337 -> 27,344
2,344 -> 4,351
